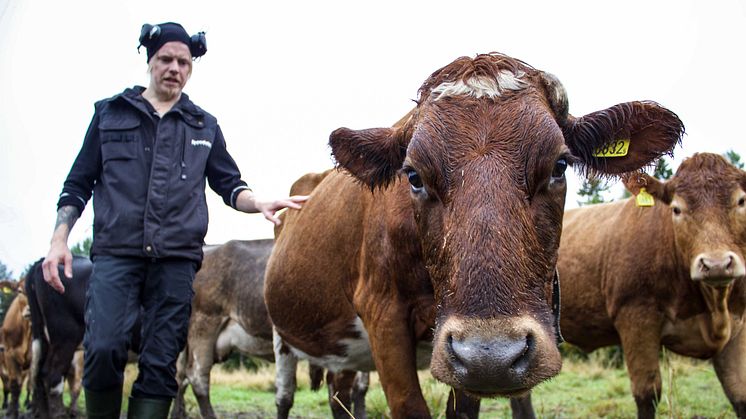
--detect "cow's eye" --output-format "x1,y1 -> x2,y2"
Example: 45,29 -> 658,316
672,206 -> 682,216
551,158 -> 568,179
738,196 -> 745,207
406,168 -> 424,193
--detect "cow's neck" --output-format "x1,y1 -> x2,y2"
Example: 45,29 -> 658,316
696,284 -> 733,351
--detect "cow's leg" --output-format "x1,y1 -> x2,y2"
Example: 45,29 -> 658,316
7,377 -> 20,419
1,383 -> 7,410
66,350 -> 84,417
186,316 -> 222,419
713,324 -> 746,417
326,370 -> 358,419
352,371 -> 370,419
44,342 -> 81,419
366,308 -> 430,419
273,330 -> 297,419
509,393 -> 535,419
46,376 -> 68,419
308,363 -> 324,392
6,357 -> 23,419
615,308 -> 663,419
446,388 -> 481,419
171,350 -> 189,419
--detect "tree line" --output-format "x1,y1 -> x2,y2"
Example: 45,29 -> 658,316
577,149 -> 743,206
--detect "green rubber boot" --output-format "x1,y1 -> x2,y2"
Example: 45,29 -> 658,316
126,397 -> 172,419
85,388 -> 123,419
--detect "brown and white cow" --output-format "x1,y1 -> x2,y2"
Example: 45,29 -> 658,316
522,153 -> 745,418
2,283 -> 31,419
264,52 -> 684,417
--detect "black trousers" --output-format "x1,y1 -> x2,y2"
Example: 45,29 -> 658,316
83,256 -> 196,399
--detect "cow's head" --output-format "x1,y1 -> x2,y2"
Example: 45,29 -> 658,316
330,53 -> 683,396
625,153 -> 745,348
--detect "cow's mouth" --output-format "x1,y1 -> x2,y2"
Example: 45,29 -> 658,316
695,276 -> 739,288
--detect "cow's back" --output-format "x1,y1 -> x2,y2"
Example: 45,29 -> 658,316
265,170 -> 371,358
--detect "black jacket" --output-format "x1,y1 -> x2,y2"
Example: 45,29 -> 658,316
58,86 -> 249,262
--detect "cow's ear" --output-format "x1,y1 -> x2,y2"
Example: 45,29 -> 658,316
329,126 -> 409,190
622,172 -> 673,205
563,101 -> 684,175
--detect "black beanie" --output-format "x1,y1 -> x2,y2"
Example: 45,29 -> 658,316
140,22 -> 192,62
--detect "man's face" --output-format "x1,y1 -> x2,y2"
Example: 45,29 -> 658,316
148,41 -> 192,100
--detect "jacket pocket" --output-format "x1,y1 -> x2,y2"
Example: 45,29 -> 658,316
99,115 -> 141,162
102,141 -> 137,162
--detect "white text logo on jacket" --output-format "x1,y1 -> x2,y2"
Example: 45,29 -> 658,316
191,139 -> 212,149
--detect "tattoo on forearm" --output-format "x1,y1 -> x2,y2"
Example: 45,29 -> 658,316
55,206 -> 80,231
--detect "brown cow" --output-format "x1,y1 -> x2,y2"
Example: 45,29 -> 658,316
520,153 -> 746,418
0,279 -> 19,410
264,52 -> 684,418
2,283 -> 31,419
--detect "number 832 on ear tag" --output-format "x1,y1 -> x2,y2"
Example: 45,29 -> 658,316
592,139 -> 630,158
636,187 -> 655,207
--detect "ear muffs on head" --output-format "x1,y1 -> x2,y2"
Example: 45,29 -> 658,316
138,24 -> 161,53
190,32 -> 207,58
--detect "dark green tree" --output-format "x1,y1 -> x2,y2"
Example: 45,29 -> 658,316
0,260 -> 12,279
652,157 -> 673,180
70,237 -> 93,257
724,149 -> 744,169
577,176 -> 609,206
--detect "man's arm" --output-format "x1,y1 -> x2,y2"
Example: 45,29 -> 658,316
42,205 -> 80,294
234,189 -> 308,226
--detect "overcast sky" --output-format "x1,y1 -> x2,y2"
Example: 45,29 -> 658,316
1,0 -> 744,276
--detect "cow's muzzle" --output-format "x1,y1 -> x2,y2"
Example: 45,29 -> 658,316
430,315 -> 562,397
691,251 -> 746,286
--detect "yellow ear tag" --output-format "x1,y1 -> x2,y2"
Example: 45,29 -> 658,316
2,287 -> 11,294
636,187 -> 655,207
592,139 -> 630,157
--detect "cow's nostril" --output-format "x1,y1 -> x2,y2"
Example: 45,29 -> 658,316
511,333 -> 533,373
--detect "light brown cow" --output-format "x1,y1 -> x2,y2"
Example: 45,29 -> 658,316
2,284 -> 31,419
524,153 -> 745,418
264,52 -> 684,418
0,279 -> 19,410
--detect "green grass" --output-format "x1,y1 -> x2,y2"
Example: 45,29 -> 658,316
13,352 -> 737,418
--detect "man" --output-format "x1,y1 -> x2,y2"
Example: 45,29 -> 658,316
41,22 -> 307,418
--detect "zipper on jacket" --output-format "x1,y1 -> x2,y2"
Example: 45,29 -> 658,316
180,131 -> 187,181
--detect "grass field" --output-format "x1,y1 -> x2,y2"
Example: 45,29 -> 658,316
24,350 -> 734,418
167,350 -> 735,418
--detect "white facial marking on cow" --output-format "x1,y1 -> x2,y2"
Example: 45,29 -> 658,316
430,71 -> 527,101
288,317 -> 375,372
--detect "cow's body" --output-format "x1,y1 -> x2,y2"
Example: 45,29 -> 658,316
538,153 -> 746,418
1,286 -> 31,419
171,239 -> 276,419
265,52 -> 684,418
